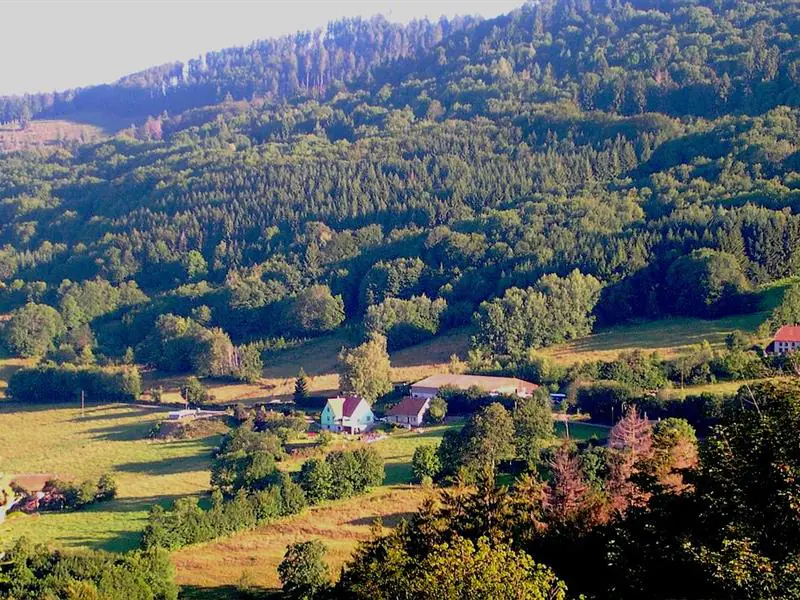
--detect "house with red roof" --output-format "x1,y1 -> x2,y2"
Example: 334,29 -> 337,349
386,396 -> 431,428
770,325 -> 800,354
320,395 -> 375,434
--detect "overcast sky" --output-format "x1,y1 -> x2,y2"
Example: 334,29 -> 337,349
0,0 -> 523,95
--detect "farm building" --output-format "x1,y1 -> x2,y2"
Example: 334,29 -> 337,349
168,408 -> 227,421
386,396 -> 431,428
769,325 -> 800,354
410,374 -> 538,399
320,396 -> 375,434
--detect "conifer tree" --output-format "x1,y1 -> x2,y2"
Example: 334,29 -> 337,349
294,368 -> 310,404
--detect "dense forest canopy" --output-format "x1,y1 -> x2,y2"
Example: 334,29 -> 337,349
1,0 -> 800,367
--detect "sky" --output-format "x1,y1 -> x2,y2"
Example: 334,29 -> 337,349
0,0 -> 523,96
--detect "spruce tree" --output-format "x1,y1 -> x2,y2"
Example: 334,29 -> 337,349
294,368 -> 310,404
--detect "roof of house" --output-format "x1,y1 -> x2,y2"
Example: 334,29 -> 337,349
326,396 -> 369,419
411,374 -> 538,393
342,396 -> 364,417
775,325 -> 800,342
387,396 -> 429,417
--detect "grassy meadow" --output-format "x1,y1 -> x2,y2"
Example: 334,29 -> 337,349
0,401 -> 220,551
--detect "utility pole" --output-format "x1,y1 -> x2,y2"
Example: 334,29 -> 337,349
81,389 -> 85,418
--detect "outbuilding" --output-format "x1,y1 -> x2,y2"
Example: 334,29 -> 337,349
410,374 -> 537,400
386,396 -> 431,428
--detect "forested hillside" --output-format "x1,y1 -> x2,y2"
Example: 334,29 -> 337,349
1,0 -> 800,374
0,15 -> 476,123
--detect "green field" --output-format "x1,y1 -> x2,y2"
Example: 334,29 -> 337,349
554,421 -> 609,442
0,402 -> 220,551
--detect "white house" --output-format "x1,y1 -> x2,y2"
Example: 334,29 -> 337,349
320,396 -> 375,434
770,325 -> 800,354
410,374 -> 538,400
385,396 -> 431,428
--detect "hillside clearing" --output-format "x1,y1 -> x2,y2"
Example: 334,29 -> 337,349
172,486 -> 431,591
542,312 -> 767,365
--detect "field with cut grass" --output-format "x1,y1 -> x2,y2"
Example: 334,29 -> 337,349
0,397 -> 458,590
0,279 -> 792,596
541,311 -> 767,365
541,278 -> 795,366
0,402 -> 222,551
172,484 -> 430,592
554,421 -> 609,442
140,309 -> 769,409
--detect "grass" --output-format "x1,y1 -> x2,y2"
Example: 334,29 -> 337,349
172,485 -> 431,591
542,278 -> 798,366
541,312 -> 767,365
0,402 -> 224,551
554,421 -> 609,442
665,376 -> 794,399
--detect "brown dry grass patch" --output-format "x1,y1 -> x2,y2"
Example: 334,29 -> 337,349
172,486 -> 431,589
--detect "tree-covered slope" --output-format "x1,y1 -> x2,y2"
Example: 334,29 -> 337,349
0,0 -> 799,369
0,15 -> 477,123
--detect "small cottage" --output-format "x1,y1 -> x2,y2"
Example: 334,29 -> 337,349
386,396 -> 431,428
769,325 -> 800,354
320,396 -> 375,434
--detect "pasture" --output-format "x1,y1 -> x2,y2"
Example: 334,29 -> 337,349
0,402 -> 221,551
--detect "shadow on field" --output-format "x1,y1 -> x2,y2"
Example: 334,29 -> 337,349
413,425 -> 461,439
53,493 -> 201,552
348,511 -> 415,527
86,421 -> 154,441
383,461 -> 412,486
116,453 -> 212,475
72,406 -> 165,422
85,493 -> 197,514
179,585 -> 281,599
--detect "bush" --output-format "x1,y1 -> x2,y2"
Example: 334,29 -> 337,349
412,445 -> 441,483
298,458 -> 334,503
181,376 -> 210,405
7,364 -> 141,404
297,447 -> 385,502
427,396 -> 448,423
574,381 -> 636,424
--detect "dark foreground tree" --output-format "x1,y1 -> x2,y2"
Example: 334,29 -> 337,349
278,540 -> 331,600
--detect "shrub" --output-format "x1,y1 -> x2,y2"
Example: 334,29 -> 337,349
412,445 -> 441,483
